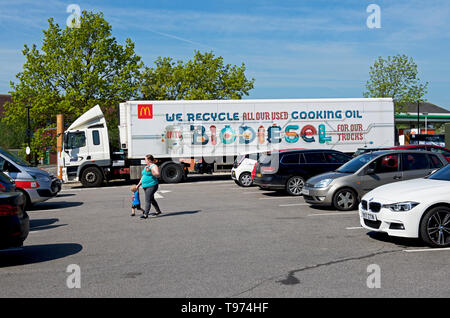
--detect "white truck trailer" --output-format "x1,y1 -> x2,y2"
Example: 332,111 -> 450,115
61,98 -> 395,187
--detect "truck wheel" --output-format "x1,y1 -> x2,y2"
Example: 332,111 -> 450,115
161,163 -> 184,183
81,167 -> 104,188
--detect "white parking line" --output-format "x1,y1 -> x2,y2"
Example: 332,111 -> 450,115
346,226 -> 364,230
403,247 -> 450,253
242,191 -> 273,194
279,203 -> 309,207
308,212 -> 358,217
259,197 -> 294,200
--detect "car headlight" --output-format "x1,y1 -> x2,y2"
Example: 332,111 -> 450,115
314,179 -> 333,188
382,201 -> 420,212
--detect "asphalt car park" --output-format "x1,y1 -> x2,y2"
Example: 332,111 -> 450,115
0,176 -> 449,298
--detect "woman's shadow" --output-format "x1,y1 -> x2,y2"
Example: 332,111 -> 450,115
153,210 -> 201,218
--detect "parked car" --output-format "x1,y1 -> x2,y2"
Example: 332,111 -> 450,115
232,152 -> 262,187
303,150 -> 448,211
0,147 -> 62,208
390,144 -> 450,162
252,149 -> 352,196
0,171 -> 16,193
0,184 -> 29,250
359,164 -> 450,248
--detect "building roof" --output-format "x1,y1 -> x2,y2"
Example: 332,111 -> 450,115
402,102 -> 450,114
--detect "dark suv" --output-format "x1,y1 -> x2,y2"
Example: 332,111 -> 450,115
252,149 -> 352,196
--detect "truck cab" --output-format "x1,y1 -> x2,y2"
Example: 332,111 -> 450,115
62,105 -> 111,187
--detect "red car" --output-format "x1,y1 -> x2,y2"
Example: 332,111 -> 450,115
389,145 -> 450,162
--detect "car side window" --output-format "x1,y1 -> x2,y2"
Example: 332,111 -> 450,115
401,153 -> 430,171
326,153 -> 350,164
432,148 -> 450,157
304,153 -> 327,164
0,157 -> 4,171
281,154 -> 300,164
429,154 -> 444,169
372,154 -> 399,173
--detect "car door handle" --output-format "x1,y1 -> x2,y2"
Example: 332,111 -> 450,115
393,176 -> 402,180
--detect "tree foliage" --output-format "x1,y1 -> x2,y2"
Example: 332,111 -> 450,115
140,51 -> 255,100
363,54 -> 428,113
2,11 -> 143,155
3,12 -> 256,159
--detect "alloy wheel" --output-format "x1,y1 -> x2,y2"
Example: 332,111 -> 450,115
287,177 -> 304,196
239,173 -> 253,187
426,210 -> 450,246
335,190 -> 355,210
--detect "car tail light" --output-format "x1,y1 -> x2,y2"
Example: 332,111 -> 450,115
14,181 -> 40,189
0,204 -> 19,216
0,184 -> 6,192
251,163 -> 257,180
261,166 -> 276,173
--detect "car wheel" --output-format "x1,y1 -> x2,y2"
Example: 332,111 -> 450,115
420,206 -> 450,248
81,166 -> 104,188
17,189 -> 31,210
286,176 -> 305,196
238,172 -> 253,187
333,188 -> 358,211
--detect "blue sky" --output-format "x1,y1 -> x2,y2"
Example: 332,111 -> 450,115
1,0 -> 449,109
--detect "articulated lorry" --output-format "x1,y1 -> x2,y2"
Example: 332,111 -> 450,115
60,98 -> 395,187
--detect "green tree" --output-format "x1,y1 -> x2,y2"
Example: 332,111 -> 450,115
363,54 -> 428,114
2,11 -> 143,157
140,51 -> 255,100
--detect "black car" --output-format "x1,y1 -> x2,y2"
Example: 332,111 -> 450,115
0,174 -> 29,250
252,149 -> 352,196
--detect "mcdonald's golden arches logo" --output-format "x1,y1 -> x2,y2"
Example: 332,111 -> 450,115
138,104 -> 153,119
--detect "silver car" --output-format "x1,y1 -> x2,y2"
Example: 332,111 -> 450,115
302,150 -> 448,211
0,147 -> 62,208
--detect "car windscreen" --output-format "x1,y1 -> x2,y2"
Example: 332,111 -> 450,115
0,147 -> 31,167
428,164 -> 450,181
336,153 -> 378,173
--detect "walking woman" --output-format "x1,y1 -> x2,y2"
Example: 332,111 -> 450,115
137,154 -> 162,219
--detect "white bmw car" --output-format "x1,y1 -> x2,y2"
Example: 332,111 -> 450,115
359,165 -> 450,248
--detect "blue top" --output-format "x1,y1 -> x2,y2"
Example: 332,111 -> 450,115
132,191 -> 140,205
142,164 -> 158,188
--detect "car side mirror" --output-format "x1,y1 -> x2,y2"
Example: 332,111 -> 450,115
366,167 -> 375,175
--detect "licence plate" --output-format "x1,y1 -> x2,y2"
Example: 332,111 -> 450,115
301,189 -> 309,195
362,212 -> 377,221
257,173 -> 262,177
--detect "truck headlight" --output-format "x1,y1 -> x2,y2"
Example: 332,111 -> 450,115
314,179 -> 333,188
382,202 -> 419,212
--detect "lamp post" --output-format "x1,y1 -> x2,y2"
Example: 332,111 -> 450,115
25,105 -> 31,162
417,101 -> 420,134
